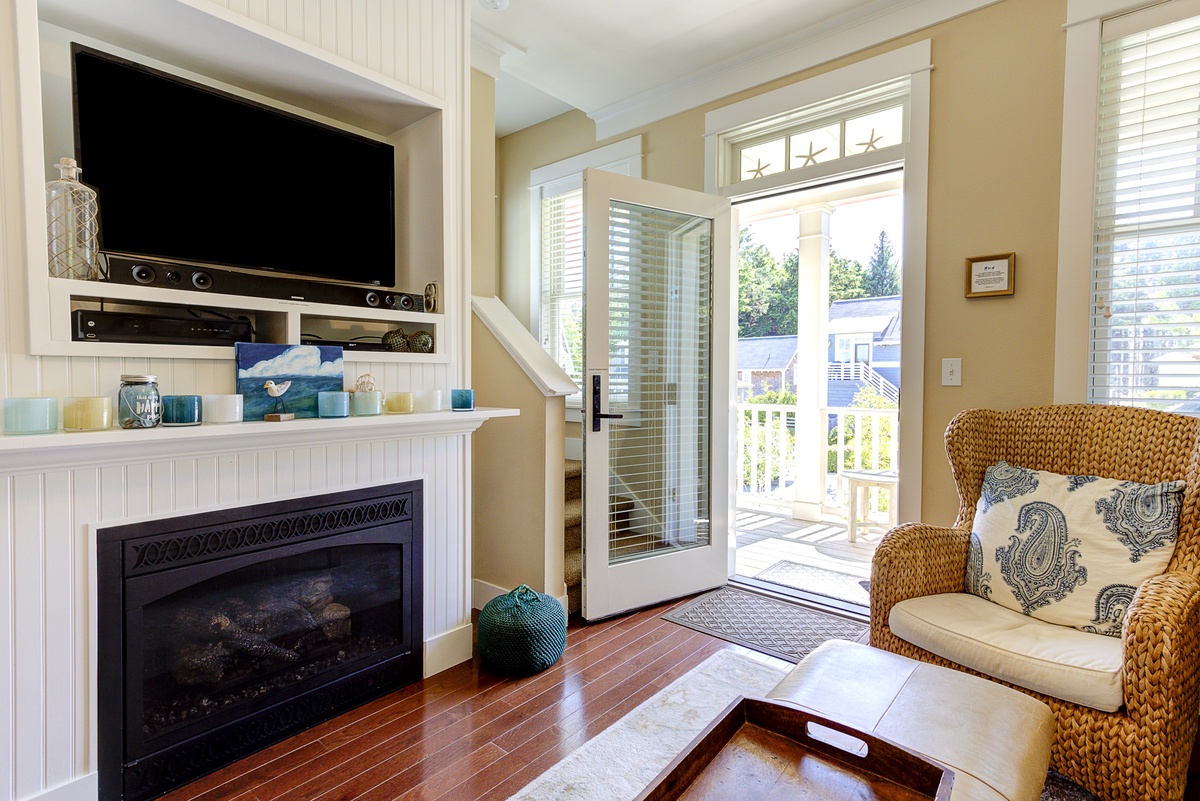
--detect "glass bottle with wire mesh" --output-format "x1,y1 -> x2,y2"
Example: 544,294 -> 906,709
46,157 -> 100,280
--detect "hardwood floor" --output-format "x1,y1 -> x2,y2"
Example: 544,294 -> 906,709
157,592 -> 1200,801
159,596 -> 768,801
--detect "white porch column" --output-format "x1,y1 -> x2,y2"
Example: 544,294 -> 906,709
791,204 -> 833,519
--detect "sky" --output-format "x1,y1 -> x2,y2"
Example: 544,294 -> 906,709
745,193 -> 903,267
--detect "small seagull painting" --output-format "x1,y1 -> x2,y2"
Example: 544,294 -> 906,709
234,343 -> 344,420
263,379 -> 292,415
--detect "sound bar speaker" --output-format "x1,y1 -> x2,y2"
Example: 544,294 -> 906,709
102,254 -> 423,312
73,309 -> 253,346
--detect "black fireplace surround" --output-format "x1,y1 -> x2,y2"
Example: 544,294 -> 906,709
97,481 -> 423,801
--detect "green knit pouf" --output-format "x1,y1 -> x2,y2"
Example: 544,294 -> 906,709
478,584 -> 566,676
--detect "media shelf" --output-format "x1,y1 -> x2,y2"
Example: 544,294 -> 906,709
22,0 -> 455,368
46,278 -> 446,362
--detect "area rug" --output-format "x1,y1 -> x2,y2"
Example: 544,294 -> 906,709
505,648 -> 1099,801
506,649 -> 786,801
753,559 -> 870,606
663,585 -> 867,662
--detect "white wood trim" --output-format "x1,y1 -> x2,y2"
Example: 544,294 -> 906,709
1065,0 -> 1187,28
423,621 -> 473,677
528,135 -> 644,187
27,774 -> 96,801
704,42 -> 930,524
703,42 -> 933,138
594,2 -> 985,139
1054,17 -> 1103,403
471,296 -> 578,396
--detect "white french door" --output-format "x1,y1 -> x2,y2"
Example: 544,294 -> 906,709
581,169 -> 733,620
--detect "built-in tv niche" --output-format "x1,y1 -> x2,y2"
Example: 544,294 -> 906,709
96,481 -> 423,801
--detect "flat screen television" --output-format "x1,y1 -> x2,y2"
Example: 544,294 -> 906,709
71,44 -> 397,292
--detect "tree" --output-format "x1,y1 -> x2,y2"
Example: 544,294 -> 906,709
863,230 -> 901,297
829,249 -> 867,305
738,230 -> 785,337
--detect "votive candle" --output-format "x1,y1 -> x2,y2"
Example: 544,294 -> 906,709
318,391 -> 350,418
386,392 -> 415,414
3,397 -> 58,435
63,396 -> 112,431
351,390 -> 384,416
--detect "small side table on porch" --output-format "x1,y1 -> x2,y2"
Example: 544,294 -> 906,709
843,469 -> 898,542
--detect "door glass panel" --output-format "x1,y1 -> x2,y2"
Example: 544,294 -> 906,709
605,201 -> 712,565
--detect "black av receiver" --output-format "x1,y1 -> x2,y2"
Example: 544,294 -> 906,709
73,309 -> 253,346
101,254 -> 425,312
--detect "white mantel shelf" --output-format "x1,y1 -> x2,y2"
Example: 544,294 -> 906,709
0,406 -> 519,473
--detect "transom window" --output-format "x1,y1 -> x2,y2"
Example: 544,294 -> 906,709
719,78 -> 909,188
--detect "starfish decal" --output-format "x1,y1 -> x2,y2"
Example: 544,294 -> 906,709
749,159 -> 769,179
857,128 -> 883,153
796,142 -> 827,168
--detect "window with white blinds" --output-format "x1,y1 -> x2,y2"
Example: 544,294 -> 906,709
530,137 -> 642,402
540,185 -> 585,390
1091,11 -> 1200,410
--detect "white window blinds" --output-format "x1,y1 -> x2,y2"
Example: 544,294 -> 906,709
539,184 -> 585,390
1091,12 -> 1200,410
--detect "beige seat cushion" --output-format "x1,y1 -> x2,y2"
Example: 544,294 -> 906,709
769,639 -> 1053,801
890,592 -> 1124,712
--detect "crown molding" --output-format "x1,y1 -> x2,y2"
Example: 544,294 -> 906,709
590,0 -> 1002,140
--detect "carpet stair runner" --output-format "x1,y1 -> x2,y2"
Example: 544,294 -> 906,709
565,459 -> 582,614
563,458 -> 634,615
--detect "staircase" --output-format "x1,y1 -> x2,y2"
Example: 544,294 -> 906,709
564,459 -> 582,614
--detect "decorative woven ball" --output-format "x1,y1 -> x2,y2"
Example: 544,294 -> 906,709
477,584 -> 566,676
409,329 -> 434,353
382,328 -> 410,352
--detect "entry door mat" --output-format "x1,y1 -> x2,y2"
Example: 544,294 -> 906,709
754,559 -> 870,606
664,585 -> 868,663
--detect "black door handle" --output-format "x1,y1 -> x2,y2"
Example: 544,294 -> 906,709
591,374 -> 624,432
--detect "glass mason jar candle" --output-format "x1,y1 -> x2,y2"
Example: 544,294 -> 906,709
118,374 -> 161,429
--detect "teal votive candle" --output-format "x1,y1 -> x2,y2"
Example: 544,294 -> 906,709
352,390 -> 384,416
161,395 -> 202,426
450,389 -> 475,411
318,391 -> 350,418
3,397 -> 58,435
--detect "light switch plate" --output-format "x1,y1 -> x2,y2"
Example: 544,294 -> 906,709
942,358 -> 962,386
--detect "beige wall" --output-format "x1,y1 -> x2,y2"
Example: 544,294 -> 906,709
471,68 -> 498,298
491,0 -> 1067,525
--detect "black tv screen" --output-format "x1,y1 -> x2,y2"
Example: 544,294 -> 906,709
72,45 -> 396,287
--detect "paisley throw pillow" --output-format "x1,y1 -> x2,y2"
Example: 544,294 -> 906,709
964,461 -> 1185,636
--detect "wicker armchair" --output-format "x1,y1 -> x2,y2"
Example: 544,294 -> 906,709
871,404 -> 1200,801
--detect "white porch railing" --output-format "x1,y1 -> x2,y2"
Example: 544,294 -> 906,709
736,403 -> 898,514
826,362 -> 899,403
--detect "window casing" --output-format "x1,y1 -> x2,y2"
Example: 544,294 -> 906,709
531,138 -> 643,407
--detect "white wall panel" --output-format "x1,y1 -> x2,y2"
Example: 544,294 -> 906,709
2,433 -> 469,800
3,1 -> 470,797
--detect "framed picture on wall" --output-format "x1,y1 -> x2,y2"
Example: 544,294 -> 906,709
965,253 -> 1015,298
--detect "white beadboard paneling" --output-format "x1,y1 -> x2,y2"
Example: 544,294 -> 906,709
4,0 -> 471,795
0,477 -> 13,800
72,470 -> 99,775
13,474 -> 44,800
43,470 -> 74,787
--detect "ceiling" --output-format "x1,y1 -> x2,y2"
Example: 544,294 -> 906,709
471,0 -> 963,137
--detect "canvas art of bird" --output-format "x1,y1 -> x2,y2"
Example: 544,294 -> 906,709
263,380 -> 292,415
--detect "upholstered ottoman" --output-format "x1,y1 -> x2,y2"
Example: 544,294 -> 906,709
768,640 -> 1053,801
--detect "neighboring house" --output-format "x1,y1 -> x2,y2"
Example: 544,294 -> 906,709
737,336 -> 798,399
827,295 -> 901,407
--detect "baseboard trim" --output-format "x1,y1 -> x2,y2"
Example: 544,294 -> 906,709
473,578 -> 568,616
29,774 -> 97,801
424,623 -> 473,677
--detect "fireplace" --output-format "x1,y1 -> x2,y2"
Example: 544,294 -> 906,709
96,481 -> 423,801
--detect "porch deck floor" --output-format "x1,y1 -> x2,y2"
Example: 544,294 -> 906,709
733,510 -> 882,584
